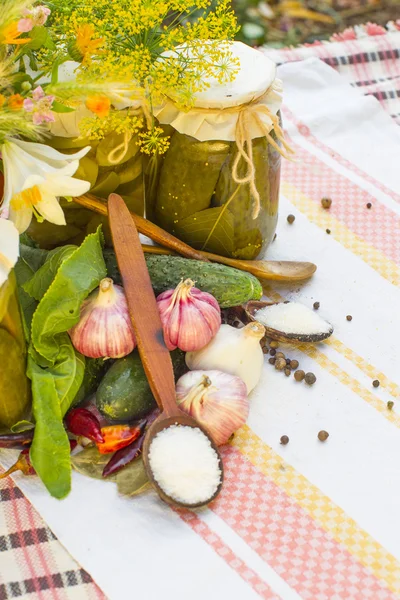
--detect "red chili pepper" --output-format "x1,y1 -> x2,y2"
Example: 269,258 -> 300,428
65,408 -> 104,443
102,419 -> 148,477
96,423 -> 143,454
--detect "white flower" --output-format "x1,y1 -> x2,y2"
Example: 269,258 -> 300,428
0,219 -> 19,289
1,139 -> 91,233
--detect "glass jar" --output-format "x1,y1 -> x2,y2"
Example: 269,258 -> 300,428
0,271 -> 31,429
145,128 -> 281,260
146,41 -> 283,260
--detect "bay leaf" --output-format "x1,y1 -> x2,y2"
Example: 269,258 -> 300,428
71,445 -> 117,481
116,458 -> 149,497
175,206 -> 234,257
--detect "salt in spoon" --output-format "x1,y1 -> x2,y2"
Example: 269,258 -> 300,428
108,193 -> 223,508
244,300 -> 333,343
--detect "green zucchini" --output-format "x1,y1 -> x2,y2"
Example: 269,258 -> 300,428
103,251 -> 262,308
96,349 -> 187,422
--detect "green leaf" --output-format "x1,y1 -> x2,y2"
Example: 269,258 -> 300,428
71,446 -> 149,496
90,171 -> 120,197
72,357 -> 108,407
175,206 -> 234,257
73,156 -> 99,188
51,101 -> 75,114
31,228 -> 106,365
11,420 -> 35,433
51,335 -> 85,416
28,358 -> 71,499
14,244 -> 48,341
24,26 -> 49,51
71,445 -> 116,481
116,459 -> 149,496
24,245 -> 77,301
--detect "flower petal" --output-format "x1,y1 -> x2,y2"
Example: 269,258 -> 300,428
44,174 -> 91,197
35,191 -> 66,226
0,219 -> 19,288
9,201 -> 33,234
11,139 -> 91,165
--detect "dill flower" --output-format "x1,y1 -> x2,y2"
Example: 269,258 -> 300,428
138,127 -> 170,155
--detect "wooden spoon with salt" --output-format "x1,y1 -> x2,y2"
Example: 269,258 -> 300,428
108,193 -> 224,509
244,300 -> 333,343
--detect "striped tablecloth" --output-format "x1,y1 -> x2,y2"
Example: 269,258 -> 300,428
1,25 -> 399,600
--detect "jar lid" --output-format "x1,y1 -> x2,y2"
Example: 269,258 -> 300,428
192,41 -> 276,109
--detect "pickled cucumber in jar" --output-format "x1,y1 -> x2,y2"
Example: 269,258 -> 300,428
213,135 -> 280,260
154,132 -> 231,233
0,273 -> 31,428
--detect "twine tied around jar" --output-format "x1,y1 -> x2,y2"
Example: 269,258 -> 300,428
106,99 -> 153,165
231,93 -> 295,219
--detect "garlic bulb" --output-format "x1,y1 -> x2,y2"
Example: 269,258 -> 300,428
176,370 -> 249,446
69,278 -> 136,358
157,279 -> 221,352
186,323 -> 265,393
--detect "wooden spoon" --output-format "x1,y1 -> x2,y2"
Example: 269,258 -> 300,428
244,300 -> 334,343
108,193 -> 224,509
75,193 -> 317,282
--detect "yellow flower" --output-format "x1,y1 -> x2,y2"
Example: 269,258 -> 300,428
85,95 -> 111,118
75,24 -> 103,62
0,22 -> 31,45
8,94 -> 24,110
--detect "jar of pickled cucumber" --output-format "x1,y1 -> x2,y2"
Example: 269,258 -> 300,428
145,42 -> 289,260
0,260 -> 31,429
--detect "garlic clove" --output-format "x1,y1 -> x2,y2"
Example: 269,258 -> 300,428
176,370 -> 249,446
185,323 -> 264,393
157,279 -> 221,353
69,278 -> 136,359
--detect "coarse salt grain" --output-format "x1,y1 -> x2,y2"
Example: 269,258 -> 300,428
148,425 -> 221,505
254,302 -> 332,335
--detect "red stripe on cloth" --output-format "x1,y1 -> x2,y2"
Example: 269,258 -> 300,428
5,478 -> 46,600
23,501 -> 65,600
211,446 -> 396,600
282,106 -> 400,204
281,132 -> 400,264
178,510 -> 283,600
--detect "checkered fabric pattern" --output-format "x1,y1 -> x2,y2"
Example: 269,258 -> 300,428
0,476 -> 105,599
0,24 -> 399,600
263,26 -> 400,124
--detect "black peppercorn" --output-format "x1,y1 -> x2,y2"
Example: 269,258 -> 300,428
366,202 -> 372,209
326,228 -> 331,234
268,357 -> 276,365
373,379 -> 380,388
346,315 -> 352,321
313,302 -> 320,310
280,435 -> 289,445
269,348 -> 276,356
318,430 -> 329,442
387,401 -> 394,411
305,372 -> 317,385
287,214 -> 295,224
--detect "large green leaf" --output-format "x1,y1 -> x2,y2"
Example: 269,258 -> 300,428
24,245 -> 77,302
31,228 -> 106,365
51,335 -> 85,416
14,244 -> 48,341
175,206 -> 234,257
28,358 -> 71,499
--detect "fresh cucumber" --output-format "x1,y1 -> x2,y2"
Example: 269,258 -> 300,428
96,349 -> 186,422
103,251 -> 262,308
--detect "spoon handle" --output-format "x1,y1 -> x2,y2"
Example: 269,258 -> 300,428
108,193 -> 179,418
